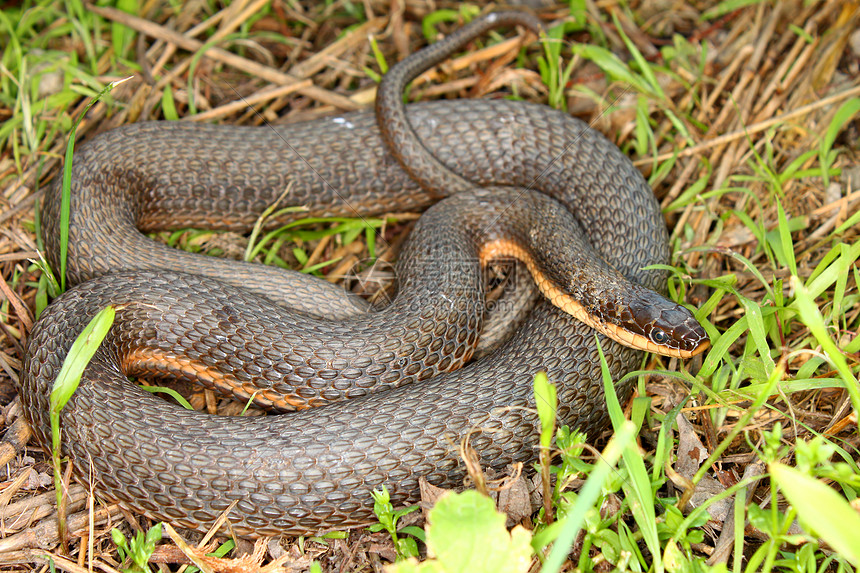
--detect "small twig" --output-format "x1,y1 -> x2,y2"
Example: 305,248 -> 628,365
0,251 -> 40,262
0,416 -> 33,470
0,503 -> 122,553
0,549 -> 121,573
184,80 -> 313,122
86,4 -> 360,110
0,270 -> 33,333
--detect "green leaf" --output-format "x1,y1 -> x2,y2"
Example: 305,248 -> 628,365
51,305 -> 116,415
533,371 -> 556,449
161,83 -> 178,121
388,490 -> 532,573
427,491 -> 531,573
819,98 -> 860,186
60,78 -> 131,292
770,463 -> 860,566
834,207 -> 860,236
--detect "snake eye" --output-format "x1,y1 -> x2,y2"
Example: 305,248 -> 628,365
650,328 -> 669,345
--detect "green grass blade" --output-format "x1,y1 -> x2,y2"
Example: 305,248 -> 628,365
161,83 -> 179,120
367,34 -> 388,75
791,276 -> 860,417
595,339 -> 663,573
831,242 -> 851,325
818,98 -> 860,187
833,207 -> 860,236
774,197 -> 797,276
59,77 -> 131,292
699,316 -> 748,378
610,12 -> 664,100
49,303 -> 116,547
301,256 -> 343,274
541,421 -> 636,573
51,305 -> 117,416
804,240 -> 860,298
770,463 -> 860,566
139,386 -> 194,410
571,44 -> 653,96
533,371 -> 556,450
739,297 -> 775,377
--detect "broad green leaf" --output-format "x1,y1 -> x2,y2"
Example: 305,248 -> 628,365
387,490 -> 532,573
51,305 -> 116,414
770,463 -> 860,566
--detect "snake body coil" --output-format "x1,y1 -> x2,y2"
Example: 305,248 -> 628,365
20,14 -> 705,535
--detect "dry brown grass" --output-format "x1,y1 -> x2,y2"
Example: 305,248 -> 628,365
0,0 -> 858,571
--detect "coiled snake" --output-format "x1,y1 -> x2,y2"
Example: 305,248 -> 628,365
21,12 -> 708,536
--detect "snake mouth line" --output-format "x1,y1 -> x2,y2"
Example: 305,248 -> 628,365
479,239 -> 709,359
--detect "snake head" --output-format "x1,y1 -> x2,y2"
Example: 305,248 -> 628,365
610,287 -> 710,359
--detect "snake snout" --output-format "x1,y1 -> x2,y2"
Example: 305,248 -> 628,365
623,289 -> 710,358
652,305 -> 710,357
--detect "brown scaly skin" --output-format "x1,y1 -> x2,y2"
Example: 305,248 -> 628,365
22,12 -> 708,536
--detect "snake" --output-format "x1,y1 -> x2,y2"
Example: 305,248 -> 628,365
20,12 -> 709,536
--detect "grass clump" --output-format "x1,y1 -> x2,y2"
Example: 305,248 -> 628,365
111,523 -> 163,573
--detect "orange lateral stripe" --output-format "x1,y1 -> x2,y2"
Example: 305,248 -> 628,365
479,239 -> 708,358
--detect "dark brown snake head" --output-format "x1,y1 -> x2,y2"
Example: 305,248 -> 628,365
527,261 -> 710,359
610,287 -> 710,358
